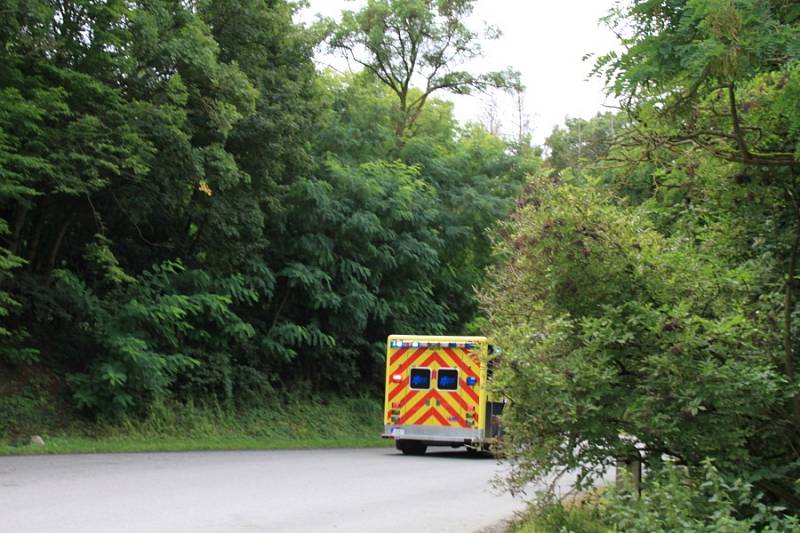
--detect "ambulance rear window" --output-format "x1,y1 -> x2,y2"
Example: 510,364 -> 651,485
437,369 -> 458,391
409,368 -> 431,389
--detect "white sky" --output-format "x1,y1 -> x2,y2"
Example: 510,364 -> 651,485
299,0 -> 621,145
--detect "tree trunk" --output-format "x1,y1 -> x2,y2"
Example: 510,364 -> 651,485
26,214 -> 44,272
615,449 -> 642,496
757,479 -> 800,512
9,206 -> 28,256
395,92 -> 409,143
46,212 -> 76,272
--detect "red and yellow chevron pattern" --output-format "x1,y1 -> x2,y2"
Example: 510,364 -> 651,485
385,342 -> 483,428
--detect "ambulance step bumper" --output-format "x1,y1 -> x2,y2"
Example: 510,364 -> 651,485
383,424 -> 482,443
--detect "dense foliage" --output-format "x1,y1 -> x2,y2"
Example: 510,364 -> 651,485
515,461 -> 799,532
485,0 -> 800,516
0,0 -> 534,424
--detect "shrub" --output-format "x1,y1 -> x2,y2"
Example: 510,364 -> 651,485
605,461 -> 799,532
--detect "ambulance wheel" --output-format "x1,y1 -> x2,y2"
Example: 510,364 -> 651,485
467,446 -> 492,458
396,440 -> 427,455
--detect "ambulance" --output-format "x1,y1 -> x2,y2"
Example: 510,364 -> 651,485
382,335 -> 504,455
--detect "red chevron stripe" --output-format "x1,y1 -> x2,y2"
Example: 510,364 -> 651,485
420,351 -> 448,368
460,379 -> 479,403
394,347 -> 428,375
417,407 -> 450,426
389,346 -> 410,365
388,377 -> 409,402
399,390 -> 468,428
430,390 -> 467,428
447,390 -> 469,411
389,388 -> 420,422
398,390 -> 435,425
397,389 -> 419,408
443,348 -> 478,379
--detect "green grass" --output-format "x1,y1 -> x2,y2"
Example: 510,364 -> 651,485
0,397 -> 393,455
0,435 -> 391,455
508,498 -> 609,533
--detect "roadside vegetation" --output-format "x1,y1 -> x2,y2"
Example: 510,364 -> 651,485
1,396 -> 388,454
510,461 -> 799,532
486,0 -> 800,528
0,1 -> 534,451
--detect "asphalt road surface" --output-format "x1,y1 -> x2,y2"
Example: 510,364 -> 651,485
0,447 -> 545,533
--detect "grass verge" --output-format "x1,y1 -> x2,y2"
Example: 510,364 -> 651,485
0,435 -> 391,455
0,397 -> 392,455
506,493 -> 609,533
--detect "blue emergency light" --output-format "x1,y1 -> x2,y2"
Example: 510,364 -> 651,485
466,376 -> 478,386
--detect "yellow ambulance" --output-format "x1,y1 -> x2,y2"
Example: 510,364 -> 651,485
382,335 -> 504,455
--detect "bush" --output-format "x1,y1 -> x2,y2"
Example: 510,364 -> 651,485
512,499 -> 608,533
605,461 -> 799,532
483,175 -> 798,507
0,375 -> 61,441
513,461 -> 799,533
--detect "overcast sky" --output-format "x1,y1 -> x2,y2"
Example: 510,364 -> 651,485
298,0 -> 620,145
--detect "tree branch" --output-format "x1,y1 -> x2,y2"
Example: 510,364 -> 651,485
728,83 -> 750,160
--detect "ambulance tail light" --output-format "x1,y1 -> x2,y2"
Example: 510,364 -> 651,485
391,373 -> 403,383
466,406 -> 476,426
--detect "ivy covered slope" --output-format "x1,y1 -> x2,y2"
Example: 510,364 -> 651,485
484,0 -> 800,519
0,0 -> 537,438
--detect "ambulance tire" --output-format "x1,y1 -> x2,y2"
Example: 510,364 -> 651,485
466,447 -> 492,458
396,440 -> 427,455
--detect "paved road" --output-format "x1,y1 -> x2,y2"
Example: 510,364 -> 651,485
0,447 -> 535,533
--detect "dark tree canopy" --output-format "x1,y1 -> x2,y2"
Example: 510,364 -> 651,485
0,0 -> 532,422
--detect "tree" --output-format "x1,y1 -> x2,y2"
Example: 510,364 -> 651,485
314,71 -> 539,333
596,0 -> 800,169
323,0 -> 519,139
485,0 -> 800,512
483,174 -> 798,508
595,0 -> 800,443
0,0 -> 537,425
0,0 -> 262,417
545,113 -> 621,175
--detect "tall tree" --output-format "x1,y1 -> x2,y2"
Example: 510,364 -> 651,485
596,0 -> 800,431
323,0 -> 519,139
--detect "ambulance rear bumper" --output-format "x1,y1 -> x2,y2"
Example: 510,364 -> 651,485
383,424 -> 483,443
